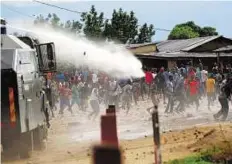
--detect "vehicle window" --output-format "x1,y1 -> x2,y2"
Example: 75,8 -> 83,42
17,51 -> 36,73
30,51 -> 38,72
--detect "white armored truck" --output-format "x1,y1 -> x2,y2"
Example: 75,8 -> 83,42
1,18 -> 56,159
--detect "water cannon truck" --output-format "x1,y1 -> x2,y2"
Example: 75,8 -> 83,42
1,18 -> 57,159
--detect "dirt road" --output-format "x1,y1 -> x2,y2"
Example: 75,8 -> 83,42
2,99 -> 232,164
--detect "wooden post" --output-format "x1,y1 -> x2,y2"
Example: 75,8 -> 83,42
152,105 -> 162,164
101,114 -> 118,146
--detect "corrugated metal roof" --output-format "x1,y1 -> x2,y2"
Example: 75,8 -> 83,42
136,52 -> 232,58
156,35 -> 221,52
214,45 -> 232,52
155,52 -> 217,58
126,42 -> 160,49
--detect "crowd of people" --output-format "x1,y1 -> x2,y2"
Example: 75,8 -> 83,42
45,63 -> 232,121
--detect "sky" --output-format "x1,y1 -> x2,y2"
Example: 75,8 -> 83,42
1,0 -> 232,41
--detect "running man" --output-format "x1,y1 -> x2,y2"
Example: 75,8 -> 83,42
206,74 -> 215,110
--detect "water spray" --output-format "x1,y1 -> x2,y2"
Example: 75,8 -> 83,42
7,23 -> 145,78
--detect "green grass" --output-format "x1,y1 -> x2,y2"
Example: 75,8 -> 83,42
165,146 -> 226,164
165,155 -> 212,164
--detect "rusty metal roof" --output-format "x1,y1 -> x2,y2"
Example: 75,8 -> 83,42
156,35 -> 228,52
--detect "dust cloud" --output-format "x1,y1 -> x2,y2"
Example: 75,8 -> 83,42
10,22 -> 145,78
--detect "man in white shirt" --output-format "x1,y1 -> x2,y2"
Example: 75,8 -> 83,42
92,72 -> 98,85
121,80 -> 133,113
201,70 -> 208,82
88,88 -> 100,120
201,69 -> 208,95
152,68 -> 157,79
108,79 -> 120,109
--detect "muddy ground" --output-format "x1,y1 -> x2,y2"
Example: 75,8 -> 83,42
2,98 -> 232,164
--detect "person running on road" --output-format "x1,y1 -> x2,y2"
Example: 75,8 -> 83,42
59,83 -> 73,115
155,67 -> 166,104
206,74 -> 216,110
165,75 -> 174,113
174,72 -> 186,113
214,75 -> 232,121
121,80 -> 133,114
88,88 -> 100,120
71,82 -> 80,111
189,75 -> 199,111
145,68 -> 153,98
77,80 -> 85,111
200,67 -> 208,96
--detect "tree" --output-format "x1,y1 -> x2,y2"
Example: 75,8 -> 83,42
102,19 -> 112,39
34,13 -> 82,35
136,23 -> 155,43
64,20 -> 72,29
71,20 -> 82,34
168,21 -> 219,40
168,26 -> 199,40
103,9 -> 155,44
33,6 -> 156,43
81,5 -> 104,39
34,14 -> 48,25
200,26 -> 218,37
177,21 -> 201,34
102,9 -> 139,43
34,13 -> 60,28
126,11 -> 139,43
48,13 -> 60,27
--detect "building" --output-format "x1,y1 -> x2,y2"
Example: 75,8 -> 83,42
125,42 -> 158,54
127,36 -> 232,71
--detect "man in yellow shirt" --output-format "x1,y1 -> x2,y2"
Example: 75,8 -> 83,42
206,74 -> 215,110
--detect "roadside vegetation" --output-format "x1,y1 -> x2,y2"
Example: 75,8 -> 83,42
166,141 -> 232,164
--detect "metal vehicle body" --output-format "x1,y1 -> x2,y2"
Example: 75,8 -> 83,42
1,18 -> 56,159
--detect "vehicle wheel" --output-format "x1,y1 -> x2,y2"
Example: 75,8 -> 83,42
33,126 -> 47,151
19,132 -> 32,159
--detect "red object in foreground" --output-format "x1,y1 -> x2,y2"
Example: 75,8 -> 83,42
106,105 -> 116,114
101,114 -> 118,146
92,145 -> 122,164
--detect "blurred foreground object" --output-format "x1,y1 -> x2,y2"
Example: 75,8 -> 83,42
106,105 -> 116,114
152,105 -> 162,164
101,105 -> 118,146
92,145 -> 122,164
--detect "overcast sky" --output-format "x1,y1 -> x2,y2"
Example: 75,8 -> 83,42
1,0 -> 232,41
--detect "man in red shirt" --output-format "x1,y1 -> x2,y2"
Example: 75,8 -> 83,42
145,69 -> 153,84
59,83 -> 73,115
145,68 -> 153,98
189,75 -> 199,111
